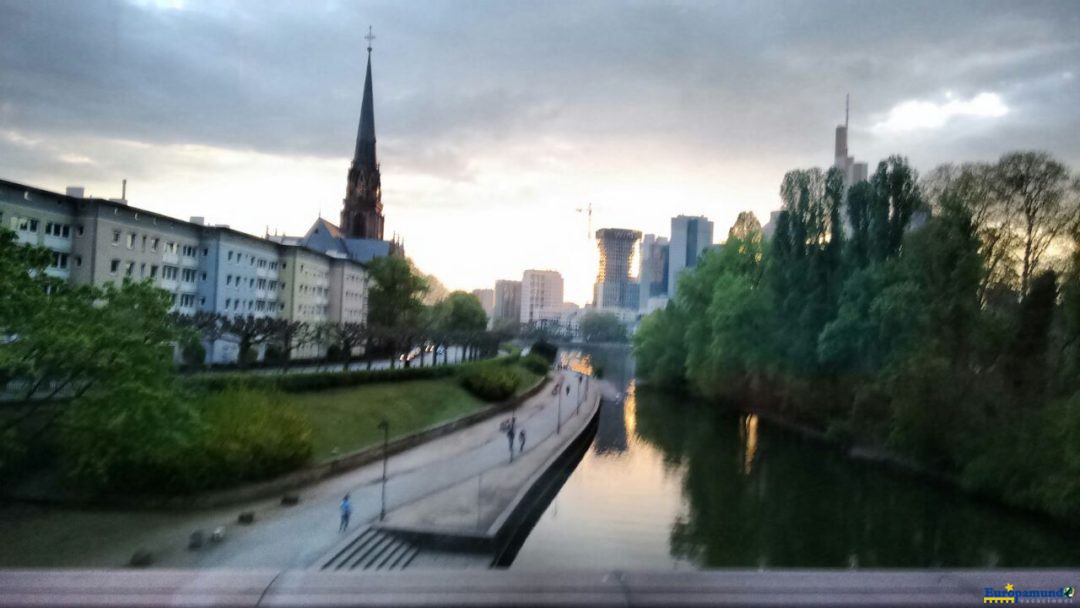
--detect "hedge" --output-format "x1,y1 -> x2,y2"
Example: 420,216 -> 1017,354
460,363 -> 522,402
184,355 -> 519,394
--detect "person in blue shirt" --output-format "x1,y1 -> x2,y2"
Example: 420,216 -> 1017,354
339,494 -> 352,532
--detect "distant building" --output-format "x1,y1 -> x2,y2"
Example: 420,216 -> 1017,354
668,215 -> 714,298
638,234 -> 669,312
471,288 -> 494,317
493,280 -> 522,324
593,228 -> 641,310
521,269 -> 564,324
834,94 -> 868,187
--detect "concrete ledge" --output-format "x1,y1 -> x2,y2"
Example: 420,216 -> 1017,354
1,569 -> 1075,607
374,391 -> 602,553
4,376 -> 551,511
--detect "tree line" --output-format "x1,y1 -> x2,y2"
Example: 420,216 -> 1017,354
634,150 -> 1080,520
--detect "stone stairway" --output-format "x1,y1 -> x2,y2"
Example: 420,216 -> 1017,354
320,527 -> 419,571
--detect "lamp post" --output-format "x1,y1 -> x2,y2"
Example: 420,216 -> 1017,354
577,375 -> 583,413
378,419 -> 389,521
556,378 -> 563,435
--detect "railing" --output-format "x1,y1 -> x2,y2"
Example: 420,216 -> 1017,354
0,569 -> 1074,607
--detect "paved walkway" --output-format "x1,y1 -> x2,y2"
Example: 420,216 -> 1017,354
0,369 -> 595,570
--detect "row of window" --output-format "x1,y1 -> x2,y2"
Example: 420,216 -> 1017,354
297,304 -> 330,316
11,216 -> 81,238
299,284 -> 328,297
226,249 -> 279,270
111,229 -> 197,257
225,275 -> 283,291
109,259 -> 193,283
223,298 -> 284,313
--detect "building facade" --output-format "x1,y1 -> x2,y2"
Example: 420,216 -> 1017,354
493,280 -> 522,325
471,288 -> 495,319
593,228 -> 641,310
0,178 -> 370,365
638,234 -> 670,313
668,215 -> 714,299
520,270 -> 564,324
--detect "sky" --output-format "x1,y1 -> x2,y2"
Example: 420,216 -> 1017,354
2,1 -> 1078,304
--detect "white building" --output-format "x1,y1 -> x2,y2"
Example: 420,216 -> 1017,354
520,269 -> 564,325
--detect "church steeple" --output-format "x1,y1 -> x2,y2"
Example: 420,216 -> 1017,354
341,26 -> 384,241
353,28 -> 377,171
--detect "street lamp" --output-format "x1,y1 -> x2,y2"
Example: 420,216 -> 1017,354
577,375 -> 583,413
378,419 -> 389,521
556,378 -> 563,435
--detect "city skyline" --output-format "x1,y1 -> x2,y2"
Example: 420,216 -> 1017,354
2,1 -> 1079,303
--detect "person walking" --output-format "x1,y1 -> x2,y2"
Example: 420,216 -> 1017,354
506,426 -> 515,461
339,494 -> 352,532
519,429 -> 526,453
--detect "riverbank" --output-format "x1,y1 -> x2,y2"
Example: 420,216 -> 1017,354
677,378 -> 1080,532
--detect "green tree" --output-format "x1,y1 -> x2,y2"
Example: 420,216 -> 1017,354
367,256 -> 429,330
432,291 -> 488,332
578,311 -> 628,343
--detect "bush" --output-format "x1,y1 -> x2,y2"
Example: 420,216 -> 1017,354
460,364 -> 521,401
531,339 -> 558,364
59,384 -> 313,494
197,388 -> 313,485
521,353 -> 551,376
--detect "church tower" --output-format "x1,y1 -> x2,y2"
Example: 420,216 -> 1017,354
341,27 -> 384,240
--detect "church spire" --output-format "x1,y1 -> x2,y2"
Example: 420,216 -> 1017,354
341,26 -> 385,241
353,26 -> 377,171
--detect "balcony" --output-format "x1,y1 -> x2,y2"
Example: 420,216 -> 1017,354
42,235 -> 72,252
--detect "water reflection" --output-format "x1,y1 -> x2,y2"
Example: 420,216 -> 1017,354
511,346 -> 1080,569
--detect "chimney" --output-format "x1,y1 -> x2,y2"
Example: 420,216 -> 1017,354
190,216 -> 206,226
65,186 -> 85,198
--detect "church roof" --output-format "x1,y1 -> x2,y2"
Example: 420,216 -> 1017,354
299,217 -> 393,263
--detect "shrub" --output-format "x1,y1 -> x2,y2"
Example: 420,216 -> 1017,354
460,364 -> 521,401
521,353 -> 551,376
59,385 -> 313,494
530,339 -> 558,363
197,388 -> 313,485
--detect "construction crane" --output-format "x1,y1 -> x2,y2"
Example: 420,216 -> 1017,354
576,203 -> 593,239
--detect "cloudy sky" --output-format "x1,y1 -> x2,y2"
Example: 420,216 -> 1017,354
2,0 -> 1078,303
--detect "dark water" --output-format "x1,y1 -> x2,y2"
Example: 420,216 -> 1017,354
511,345 -> 1080,569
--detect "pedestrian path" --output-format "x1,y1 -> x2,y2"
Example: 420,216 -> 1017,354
314,369 -> 601,570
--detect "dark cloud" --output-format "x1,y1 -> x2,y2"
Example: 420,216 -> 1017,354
1,0 -> 1079,186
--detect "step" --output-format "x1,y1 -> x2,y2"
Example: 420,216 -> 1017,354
360,535 -> 402,570
348,533 -> 395,570
373,539 -> 411,570
325,527 -> 377,570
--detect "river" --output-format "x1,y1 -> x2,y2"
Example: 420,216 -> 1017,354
510,345 -> 1080,569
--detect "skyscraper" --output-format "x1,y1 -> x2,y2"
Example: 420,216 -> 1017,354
593,228 -> 641,310
340,28 -> 385,240
834,94 -> 868,186
639,234 -> 669,313
668,215 -> 713,298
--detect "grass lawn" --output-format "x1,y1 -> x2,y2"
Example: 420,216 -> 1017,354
282,364 -> 546,461
285,377 -> 487,461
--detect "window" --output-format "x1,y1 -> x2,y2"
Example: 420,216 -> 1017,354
228,251 -> 234,262
249,278 -> 255,287
270,261 -> 277,270
140,263 -> 146,277
179,294 -> 195,307
165,241 -> 177,254
257,278 -> 266,289
110,259 -> 120,274
50,252 -> 69,269
112,230 -> 121,244
150,237 -> 159,252
17,217 -> 40,232
150,265 -> 159,278
226,275 -> 232,286
126,233 -> 135,249
45,222 -> 70,237
182,245 -> 196,257
181,268 -> 196,283
76,225 -> 84,236
162,266 -> 178,280
141,235 -> 147,250
125,262 -> 135,277
225,298 -> 231,309
202,248 -> 208,256
74,255 -> 82,267
200,272 -> 207,281
200,297 -> 206,306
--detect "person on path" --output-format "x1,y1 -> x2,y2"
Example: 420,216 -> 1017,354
506,427 -> 515,461
519,429 -> 526,453
339,494 -> 352,532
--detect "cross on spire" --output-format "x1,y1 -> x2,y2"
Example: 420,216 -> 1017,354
365,26 -> 375,53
